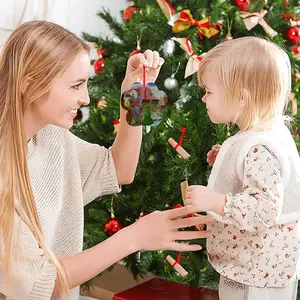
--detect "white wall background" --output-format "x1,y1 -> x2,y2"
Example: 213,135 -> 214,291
0,0 -> 128,48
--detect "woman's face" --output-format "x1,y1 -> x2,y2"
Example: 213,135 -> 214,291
25,51 -> 91,136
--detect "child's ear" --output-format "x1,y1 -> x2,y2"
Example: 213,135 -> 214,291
240,88 -> 250,108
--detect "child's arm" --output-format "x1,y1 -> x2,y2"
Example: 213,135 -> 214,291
185,145 -> 284,231
217,144 -> 283,231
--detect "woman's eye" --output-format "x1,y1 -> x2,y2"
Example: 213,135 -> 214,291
72,83 -> 83,90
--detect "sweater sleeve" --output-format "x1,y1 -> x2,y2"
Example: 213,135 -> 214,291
219,144 -> 284,231
0,212 -> 57,300
69,131 -> 121,206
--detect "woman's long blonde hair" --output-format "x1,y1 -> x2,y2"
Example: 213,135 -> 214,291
198,36 -> 291,131
0,20 -> 89,298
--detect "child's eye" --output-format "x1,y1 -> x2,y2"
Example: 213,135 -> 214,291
72,82 -> 83,90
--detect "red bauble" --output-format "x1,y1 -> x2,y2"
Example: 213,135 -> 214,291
173,204 -> 183,209
130,49 -> 142,57
286,27 -> 300,44
96,49 -> 106,58
124,2 -> 137,21
94,58 -> 105,74
235,0 -> 250,10
104,218 -> 123,236
74,108 -> 82,121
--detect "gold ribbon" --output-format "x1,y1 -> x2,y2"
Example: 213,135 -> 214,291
172,10 -> 219,39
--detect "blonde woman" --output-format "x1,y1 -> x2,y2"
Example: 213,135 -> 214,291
184,37 -> 300,299
0,20 -> 212,300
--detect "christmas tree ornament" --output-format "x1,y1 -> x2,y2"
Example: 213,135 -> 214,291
104,197 -> 123,236
94,57 -> 105,74
284,0 -> 289,9
96,96 -> 107,111
239,10 -> 278,38
166,254 -> 188,277
227,123 -> 231,137
225,18 -> 233,40
113,119 -> 120,134
130,35 -> 142,57
180,180 -> 204,231
235,0 -> 250,10
97,48 -> 106,58
164,74 -> 178,90
104,218 -> 123,236
172,37 -> 205,78
172,10 -> 219,40
124,1 -> 137,21
285,27 -> 300,44
121,66 -> 168,126
163,39 -> 176,56
168,126 -> 190,160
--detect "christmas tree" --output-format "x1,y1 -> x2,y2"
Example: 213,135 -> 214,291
73,0 -> 300,291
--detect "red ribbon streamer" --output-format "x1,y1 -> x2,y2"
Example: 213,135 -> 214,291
172,252 -> 182,267
282,14 -> 298,20
174,127 -> 187,150
165,0 -> 175,14
284,0 -> 289,9
292,125 -> 298,138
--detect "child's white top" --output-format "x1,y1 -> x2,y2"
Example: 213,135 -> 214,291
0,125 -> 120,300
207,120 -> 300,287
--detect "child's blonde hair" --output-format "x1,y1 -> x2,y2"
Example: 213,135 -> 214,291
0,20 -> 90,298
198,36 -> 291,131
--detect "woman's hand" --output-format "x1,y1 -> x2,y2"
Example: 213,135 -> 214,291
122,50 -> 164,91
128,205 -> 212,252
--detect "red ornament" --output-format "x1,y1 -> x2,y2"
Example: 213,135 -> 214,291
97,48 -> 106,58
104,218 -> 123,236
286,27 -> 300,44
94,58 -> 105,74
235,0 -> 250,10
124,1 -> 137,21
130,48 -> 142,57
74,108 -> 82,122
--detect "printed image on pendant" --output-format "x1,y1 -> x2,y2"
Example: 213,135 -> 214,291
121,82 -> 168,126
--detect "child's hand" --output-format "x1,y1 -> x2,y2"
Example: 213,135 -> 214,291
129,205 -> 212,252
122,50 -> 164,91
184,185 -> 226,215
207,144 -> 221,166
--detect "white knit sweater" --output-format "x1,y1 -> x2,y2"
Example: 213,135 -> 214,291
0,125 -> 120,299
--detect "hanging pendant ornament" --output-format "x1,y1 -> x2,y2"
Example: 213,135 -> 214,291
284,0 -> 289,9
164,61 -> 180,90
168,126 -> 190,160
121,66 -> 168,126
164,74 -> 178,90
97,48 -> 106,58
96,96 -> 107,111
94,57 -> 105,74
124,1 -> 137,21
283,14 -> 300,28
285,27 -> 300,44
130,35 -> 143,57
104,196 -> 123,236
163,39 -> 176,56
225,18 -> 233,40
235,0 -> 250,10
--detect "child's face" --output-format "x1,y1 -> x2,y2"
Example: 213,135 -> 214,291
201,68 -> 233,124
29,51 -> 91,130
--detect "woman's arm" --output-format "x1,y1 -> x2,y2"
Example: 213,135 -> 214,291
111,50 -> 164,185
52,205 -> 212,296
